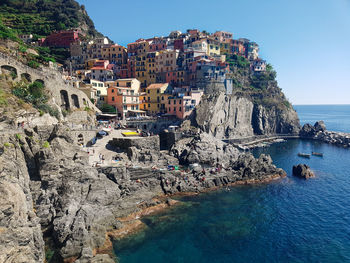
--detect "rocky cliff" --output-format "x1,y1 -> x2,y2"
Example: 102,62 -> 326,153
0,124 -> 287,262
189,65 -> 300,139
191,92 -> 300,139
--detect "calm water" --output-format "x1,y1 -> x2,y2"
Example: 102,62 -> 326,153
114,106 -> 350,263
294,105 -> 350,133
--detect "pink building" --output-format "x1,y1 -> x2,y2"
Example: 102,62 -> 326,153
166,90 -> 203,119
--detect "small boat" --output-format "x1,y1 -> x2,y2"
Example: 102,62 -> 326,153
298,153 -> 311,158
312,152 -> 323,157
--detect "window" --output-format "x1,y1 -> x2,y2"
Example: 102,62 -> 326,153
157,89 -> 160,94
123,105 -> 127,110
112,97 -> 115,101
148,97 -> 150,101
148,104 -> 150,107
161,96 -> 164,100
157,104 -> 160,108
179,107 -> 182,112
174,107 -> 176,112
147,90 -> 150,94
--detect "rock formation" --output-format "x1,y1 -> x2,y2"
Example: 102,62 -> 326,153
300,121 -> 350,148
292,164 -> 315,179
189,92 -> 300,139
0,123 -> 287,262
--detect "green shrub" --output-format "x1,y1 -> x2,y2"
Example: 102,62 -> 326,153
4,142 -> 13,148
0,89 -> 8,106
27,60 -> 40,69
99,103 -> 116,113
15,133 -> 21,140
19,45 -> 27,53
42,141 -> 50,148
226,54 -> 250,69
37,104 -> 60,119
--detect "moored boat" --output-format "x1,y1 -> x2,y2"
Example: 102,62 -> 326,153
312,152 -> 323,157
298,153 -> 311,158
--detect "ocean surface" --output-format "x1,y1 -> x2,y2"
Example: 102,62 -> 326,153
114,105 -> 350,263
294,105 -> 350,133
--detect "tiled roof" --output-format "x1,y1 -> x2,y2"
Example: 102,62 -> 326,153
146,83 -> 168,90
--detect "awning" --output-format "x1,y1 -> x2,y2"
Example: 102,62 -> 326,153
128,110 -> 147,113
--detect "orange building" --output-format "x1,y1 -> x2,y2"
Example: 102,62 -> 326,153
106,78 -> 143,118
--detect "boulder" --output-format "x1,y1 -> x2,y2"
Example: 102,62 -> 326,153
314,121 -> 326,132
292,164 -> 315,179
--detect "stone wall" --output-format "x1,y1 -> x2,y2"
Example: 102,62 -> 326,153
109,136 -> 160,152
0,52 -> 100,114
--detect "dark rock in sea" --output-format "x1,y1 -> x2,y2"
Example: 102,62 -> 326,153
292,164 -> 315,179
314,121 -> 326,132
300,121 -> 350,148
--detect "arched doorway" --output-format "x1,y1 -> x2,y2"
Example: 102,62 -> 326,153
1,65 -> 17,79
71,94 -> 80,108
21,73 -> 31,82
60,90 -> 70,110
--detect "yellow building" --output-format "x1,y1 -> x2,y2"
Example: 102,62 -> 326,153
220,42 -> 232,56
145,83 -> 171,115
101,44 -> 127,65
145,52 -> 158,88
156,49 -> 179,73
207,39 -> 221,57
85,59 -> 98,69
135,54 -> 147,88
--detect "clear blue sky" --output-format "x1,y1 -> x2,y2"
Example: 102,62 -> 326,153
77,0 -> 350,105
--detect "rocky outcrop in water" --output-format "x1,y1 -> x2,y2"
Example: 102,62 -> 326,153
292,164 -> 315,179
300,121 -> 350,148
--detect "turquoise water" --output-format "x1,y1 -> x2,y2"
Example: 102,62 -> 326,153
114,106 -> 350,263
294,105 -> 350,133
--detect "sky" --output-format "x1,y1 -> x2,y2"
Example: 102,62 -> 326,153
76,0 -> 350,105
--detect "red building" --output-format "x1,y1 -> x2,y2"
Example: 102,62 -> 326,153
43,30 -> 80,48
174,39 -> 184,51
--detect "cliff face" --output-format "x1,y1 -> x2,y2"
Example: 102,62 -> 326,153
192,92 -> 300,139
190,63 -> 300,139
0,133 -> 45,263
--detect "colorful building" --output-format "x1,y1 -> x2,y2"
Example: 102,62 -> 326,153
106,78 -> 142,118
156,50 -> 180,73
212,31 -> 233,42
145,83 -> 171,115
43,30 -> 80,48
101,44 -> 127,65
166,90 -> 203,119
90,60 -> 115,81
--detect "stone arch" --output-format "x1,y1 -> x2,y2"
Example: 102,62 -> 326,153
1,65 -> 17,79
60,90 -> 70,110
21,73 -> 32,82
77,134 -> 84,145
71,94 -> 80,108
34,79 -> 44,86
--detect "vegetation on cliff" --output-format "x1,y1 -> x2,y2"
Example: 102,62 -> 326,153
225,56 -> 291,110
0,0 -> 101,38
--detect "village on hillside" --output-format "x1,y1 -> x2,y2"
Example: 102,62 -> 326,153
18,29 -> 267,120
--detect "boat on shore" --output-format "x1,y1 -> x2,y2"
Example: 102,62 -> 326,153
298,153 -> 311,158
312,152 -> 323,157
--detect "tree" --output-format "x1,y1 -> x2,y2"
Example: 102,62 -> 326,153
99,103 -> 116,113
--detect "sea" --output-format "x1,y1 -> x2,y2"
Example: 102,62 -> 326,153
114,105 -> 350,263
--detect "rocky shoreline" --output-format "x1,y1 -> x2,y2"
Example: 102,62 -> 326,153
300,121 -> 350,148
0,124 -> 287,262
